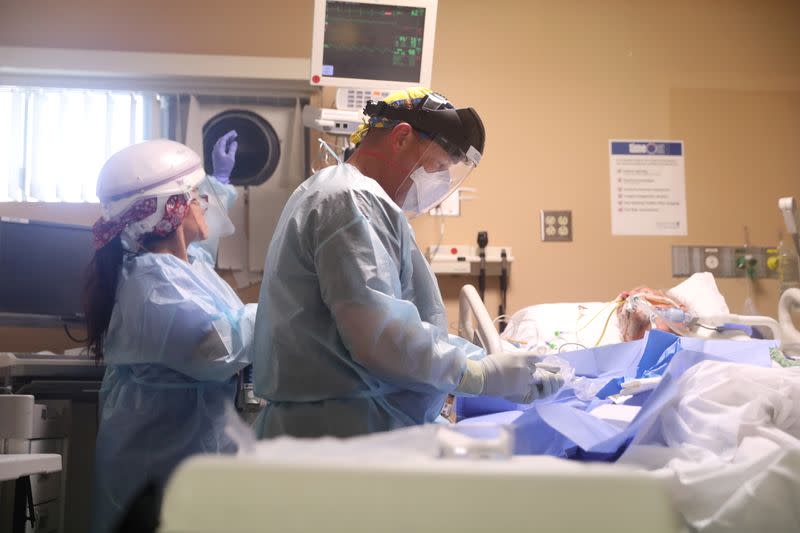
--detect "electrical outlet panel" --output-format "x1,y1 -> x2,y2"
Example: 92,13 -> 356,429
540,210 -> 572,242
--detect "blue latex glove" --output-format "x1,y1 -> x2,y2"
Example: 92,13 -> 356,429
211,130 -> 238,184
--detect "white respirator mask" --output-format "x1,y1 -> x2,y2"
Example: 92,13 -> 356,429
401,166 -> 453,215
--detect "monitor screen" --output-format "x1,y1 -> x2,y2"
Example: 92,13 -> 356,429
310,0 -> 438,89
0,218 -> 94,320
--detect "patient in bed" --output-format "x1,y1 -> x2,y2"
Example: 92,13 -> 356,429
615,286 -> 690,342
500,273 -> 729,353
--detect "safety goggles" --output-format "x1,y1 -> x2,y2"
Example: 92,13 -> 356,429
191,190 -> 210,212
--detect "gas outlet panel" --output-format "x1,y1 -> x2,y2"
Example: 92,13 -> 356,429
672,245 -> 779,278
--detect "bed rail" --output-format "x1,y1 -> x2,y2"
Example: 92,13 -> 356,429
458,284 -> 503,354
779,288 -> 800,348
711,313 -> 782,344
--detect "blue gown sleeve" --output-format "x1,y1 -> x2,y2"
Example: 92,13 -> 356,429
313,208 -> 482,394
113,265 -> 255,382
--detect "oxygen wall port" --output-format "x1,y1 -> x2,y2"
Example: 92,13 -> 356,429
735,251 -> 757,278
672,245 -> 779,279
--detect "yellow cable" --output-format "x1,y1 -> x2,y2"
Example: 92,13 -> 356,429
575,300 -> 617,333
503,299 -> 623,349
595,299 -> 624,347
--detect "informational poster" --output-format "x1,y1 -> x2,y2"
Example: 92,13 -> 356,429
609,140 -> 687,236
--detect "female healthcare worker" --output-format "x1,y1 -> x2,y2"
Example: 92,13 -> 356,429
84,133 -> 256,533
251,87 -> 564,439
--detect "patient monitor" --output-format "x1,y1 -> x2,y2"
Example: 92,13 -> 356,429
305,0 -> 439,135
310,0 -> 438,89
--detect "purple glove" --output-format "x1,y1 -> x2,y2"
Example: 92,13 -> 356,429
211,130 -> 238,184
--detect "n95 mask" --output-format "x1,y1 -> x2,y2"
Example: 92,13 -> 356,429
401,167 -> 453,216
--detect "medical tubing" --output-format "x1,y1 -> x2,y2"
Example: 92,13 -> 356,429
558,342 -> 587,353
577,300 -> 617,333
629,295 -> 696,336
595,300 -> 624,346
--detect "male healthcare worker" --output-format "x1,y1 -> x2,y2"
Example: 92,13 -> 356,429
88,133 -> 255,533
252,88 -> 563,438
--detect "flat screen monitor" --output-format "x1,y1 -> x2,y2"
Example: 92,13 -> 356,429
0,217 -> 94,322
310,0 -> 438,89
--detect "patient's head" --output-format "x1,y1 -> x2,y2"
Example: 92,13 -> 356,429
616,286 -> 689,342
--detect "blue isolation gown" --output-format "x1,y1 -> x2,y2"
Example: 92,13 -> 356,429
252,162 -> 484,439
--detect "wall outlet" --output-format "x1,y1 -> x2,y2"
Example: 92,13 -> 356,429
540,210 -> 572,242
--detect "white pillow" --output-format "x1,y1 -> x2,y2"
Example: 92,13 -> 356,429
666,272 -> 730,318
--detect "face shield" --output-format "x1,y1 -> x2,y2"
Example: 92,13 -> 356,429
397,133 -> 481,217
197,175 -> 235,240
94,139 -> 238,252
362,92 -> 485,218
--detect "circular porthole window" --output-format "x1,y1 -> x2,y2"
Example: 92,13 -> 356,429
202,109 -> 281,187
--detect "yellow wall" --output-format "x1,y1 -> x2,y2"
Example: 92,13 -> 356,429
2,0 -> 799,351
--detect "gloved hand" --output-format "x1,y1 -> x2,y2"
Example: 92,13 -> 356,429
211,130 -> 238,184
456,352 -> 564,404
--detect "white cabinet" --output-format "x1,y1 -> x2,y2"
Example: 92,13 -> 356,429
1,396 -> 70,533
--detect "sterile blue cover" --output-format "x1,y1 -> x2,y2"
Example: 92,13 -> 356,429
458,331 -> 775,458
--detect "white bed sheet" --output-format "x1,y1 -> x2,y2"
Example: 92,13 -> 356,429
619,361 -> 800,532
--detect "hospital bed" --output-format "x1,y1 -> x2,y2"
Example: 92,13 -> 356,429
458,272 -> 784,357
157,276 -> 797,533
159,426 -> 680,533
158,285 -> 691,532
455,278 -> 800,532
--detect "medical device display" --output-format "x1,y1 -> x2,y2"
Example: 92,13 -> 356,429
0,217 -> 93,321
310,0 -> 438,88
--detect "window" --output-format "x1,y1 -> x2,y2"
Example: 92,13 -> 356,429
0,86 -> 151,203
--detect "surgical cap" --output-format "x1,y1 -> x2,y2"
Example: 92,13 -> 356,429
350,87 -> 455,145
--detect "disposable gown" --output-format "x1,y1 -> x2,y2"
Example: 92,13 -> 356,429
252,163 -> 484,438
90,189 -> 255,533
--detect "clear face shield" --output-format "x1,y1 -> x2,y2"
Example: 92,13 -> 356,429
196,175 -> 235,240
396,133 -> 481,218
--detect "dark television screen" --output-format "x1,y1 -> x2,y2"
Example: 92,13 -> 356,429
0,218 -> 94,319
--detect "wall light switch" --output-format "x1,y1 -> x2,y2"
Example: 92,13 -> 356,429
540,210 -> 572,242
